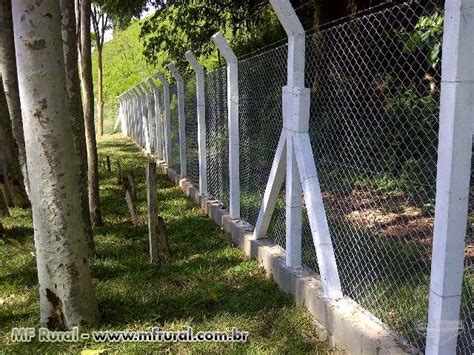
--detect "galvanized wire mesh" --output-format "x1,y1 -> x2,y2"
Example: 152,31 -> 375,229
205,67 -> 230,208
185,75 -> 199,186
305,0 -> 442,349
200,1 -> 472,353
169,83 -> 180,173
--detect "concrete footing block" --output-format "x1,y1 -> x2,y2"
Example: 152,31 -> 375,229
157,160 -> 417,354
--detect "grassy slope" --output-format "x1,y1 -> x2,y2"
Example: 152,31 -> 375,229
0,134 -> 332,353
92,21 -> 158,135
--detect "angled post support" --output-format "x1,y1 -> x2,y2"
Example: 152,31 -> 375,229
147,77 -> 164,161
185,50 -> 208,195
251,0 -> 342,299
141,82 -> 155,155
167,63 -> 188,178
426,0 -> 474,353
156,72 -> 173,168
136,85 -> 151,154
212,32 -> 240,220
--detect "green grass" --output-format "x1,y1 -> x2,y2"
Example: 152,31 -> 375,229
0,134 -> 333,354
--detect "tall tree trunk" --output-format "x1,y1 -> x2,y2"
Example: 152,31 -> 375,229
0,0 -> 30,201
79,0 -> 103,226
60,0 -> 95,257
12,0 -> 100,329
97,46 -> 104,136
0,76 -> 29,208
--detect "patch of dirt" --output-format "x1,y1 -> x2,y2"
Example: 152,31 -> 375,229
324,186 -> 473,260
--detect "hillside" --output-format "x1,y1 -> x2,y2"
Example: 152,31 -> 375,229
92,20 -> 159,134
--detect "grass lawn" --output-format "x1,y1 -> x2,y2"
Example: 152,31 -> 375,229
0,134 -> 334,354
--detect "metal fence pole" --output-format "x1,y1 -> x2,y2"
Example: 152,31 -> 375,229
167,63 -> 188,178
426,0 -> 474,353
156,72 -> 173,168
212,32 -> 240,220
185,50 -> 208,195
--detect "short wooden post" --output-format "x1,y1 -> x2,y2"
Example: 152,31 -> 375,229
106,156 -> 111,172
0,185 -> 9,217
127,172 -> 137,204
146,163 -> 159,263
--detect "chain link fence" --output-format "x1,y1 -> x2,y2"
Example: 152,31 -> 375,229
205,67 -> 230,208
196,0 -> 472,352
184,75 -> 199,187
169,83 -> 181,173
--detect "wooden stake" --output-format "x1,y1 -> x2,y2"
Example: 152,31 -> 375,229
116,161 -> 123,185
146,163 -> 159,263
157,215 -> 171,259
106,156 -> 111,172
122,176 -> 141,227
127,172 -> 137,204
0,185 -> 9,217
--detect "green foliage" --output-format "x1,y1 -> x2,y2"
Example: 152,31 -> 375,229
93,0 -> 147,30
0,135 -> 331,353
402,12 -> 444,69
92,20 -> 157,134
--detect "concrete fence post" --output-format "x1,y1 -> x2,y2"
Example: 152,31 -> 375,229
136,85 -> 151,154
141,82 -> 155,155
130,88 -> 138,143
211,32 -> 240,220
167,63 -> 188,178
156,72 -> 173,168
185,50 -> 208,195
251,0 -> 342,299
426,0 -> 474,353
147,78 -> 164,161
133,87 -> 142,146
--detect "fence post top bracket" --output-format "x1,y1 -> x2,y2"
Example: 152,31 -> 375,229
185,50 -> 204,73
269,0 -> 305,37
147,77 -> 159,90
166,63 -> 183,82
155,72 -> 169,87
211,32 -> 237,64
140,82 -> 151,93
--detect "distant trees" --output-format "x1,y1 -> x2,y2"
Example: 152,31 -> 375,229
79,0 -> 103,227
0,0 -> 30,205
12,0 -> 99,328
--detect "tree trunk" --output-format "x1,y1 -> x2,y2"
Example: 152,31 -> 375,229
0,76 -> 29,208
97,46 -> 104,136
79,0 -> 103,226
0,0 -> 30,201
11,0 -> 100,329
60,0 -> 95,257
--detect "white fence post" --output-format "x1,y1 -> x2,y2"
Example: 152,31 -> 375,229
185,50 -> 208,195
251,0 -> 342,299
140,83 -> 154,155
211,32 -> 240,220
147,77 -> 164,161
167,63 -> 188,178
131,87 -> 141,144
426,0 -> 474,353
141,82 -> 156,154
136,85 -> 151,154
156,72 -> 173,168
